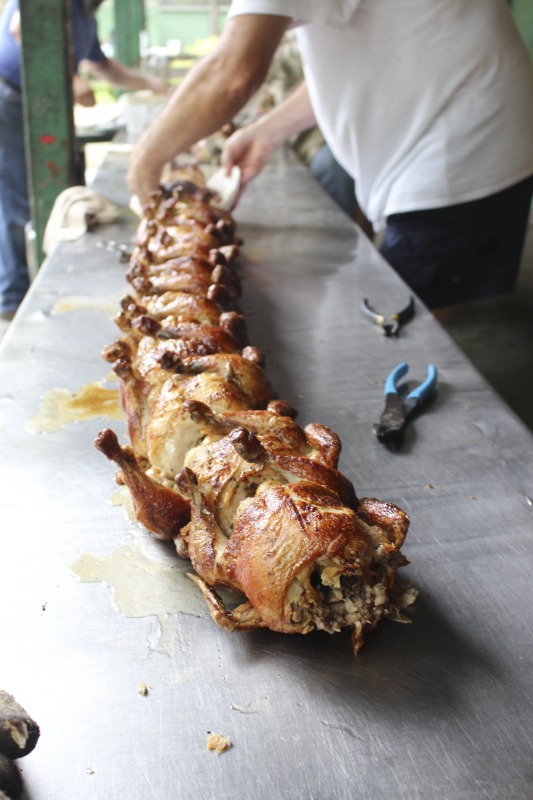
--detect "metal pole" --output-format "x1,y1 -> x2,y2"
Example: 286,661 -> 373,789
19,0 -> 78,266
114,0 -> 144,67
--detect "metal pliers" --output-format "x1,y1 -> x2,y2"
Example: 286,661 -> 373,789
361,296 -> 415,336
374,362 -> 438,447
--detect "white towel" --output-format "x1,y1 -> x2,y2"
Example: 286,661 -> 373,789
43,186 -> 120,255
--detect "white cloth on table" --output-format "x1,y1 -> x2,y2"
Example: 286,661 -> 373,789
43,186 -> 120,255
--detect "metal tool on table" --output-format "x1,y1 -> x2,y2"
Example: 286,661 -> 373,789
374,361 -> 438,447
96,240 -> 132,263
361,295 -> 415,336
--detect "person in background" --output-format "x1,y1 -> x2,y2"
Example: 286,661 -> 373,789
127,1 -> 533,313
0,0 -> 168,325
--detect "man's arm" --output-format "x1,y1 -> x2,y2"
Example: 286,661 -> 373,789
127,14 -> 291,202
83,57 -> 169,95
221,79 -> 317,192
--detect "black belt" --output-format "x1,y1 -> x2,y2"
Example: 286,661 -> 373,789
0,75 -> 21,93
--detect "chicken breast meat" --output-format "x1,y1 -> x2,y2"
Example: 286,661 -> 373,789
96,172 -> 416,654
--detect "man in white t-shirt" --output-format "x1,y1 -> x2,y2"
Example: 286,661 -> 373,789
128,0 -> 533,309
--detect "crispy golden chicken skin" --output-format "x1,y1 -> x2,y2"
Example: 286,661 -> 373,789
97,176 -> 416,654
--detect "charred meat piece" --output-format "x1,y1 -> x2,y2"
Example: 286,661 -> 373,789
0,691 -> 40,760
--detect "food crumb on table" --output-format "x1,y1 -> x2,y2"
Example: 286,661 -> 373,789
206,733 -> 232,754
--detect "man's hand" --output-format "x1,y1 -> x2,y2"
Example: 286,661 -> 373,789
72,74 -> 96,107
220,80 -> 317,205
126,158 -> 162,203
221,124 -> 275,198
126,133 -> 166,201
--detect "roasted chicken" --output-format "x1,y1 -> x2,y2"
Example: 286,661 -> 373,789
96,173 -> 416,654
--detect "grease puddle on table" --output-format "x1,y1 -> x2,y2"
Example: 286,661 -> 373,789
52,293 -> 122,317
26,381 -> 123,432
70,529 -> 210,655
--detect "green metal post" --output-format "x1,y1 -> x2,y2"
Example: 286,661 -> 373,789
511,0 -> 533,61
19,0 -> 78,266
114,0 -> 145,67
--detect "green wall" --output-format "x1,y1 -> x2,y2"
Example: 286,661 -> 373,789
147,8 -> 227,50
511,0 -> 533,59
97,2 -> 533,59
96,2 -> 229,53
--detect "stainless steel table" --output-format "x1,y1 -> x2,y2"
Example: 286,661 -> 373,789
1,152 -> 532,800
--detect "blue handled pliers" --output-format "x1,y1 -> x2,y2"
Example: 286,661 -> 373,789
374,362 -> 438,446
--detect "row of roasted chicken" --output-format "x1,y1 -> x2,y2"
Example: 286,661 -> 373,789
96,179 -> 413,653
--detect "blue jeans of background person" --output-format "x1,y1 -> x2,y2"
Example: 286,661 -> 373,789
380,175 -> 533,310
0,80 -> 30,315
310,143 -> 358,220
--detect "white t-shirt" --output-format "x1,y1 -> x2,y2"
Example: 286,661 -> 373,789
228,0 -> 533,229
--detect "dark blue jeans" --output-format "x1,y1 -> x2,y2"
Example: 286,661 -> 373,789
0,81 -> 30,315
380,175 -> 533,309
310,143 -> 358,220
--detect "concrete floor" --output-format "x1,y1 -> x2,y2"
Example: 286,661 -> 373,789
441,214 -> 533,432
